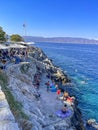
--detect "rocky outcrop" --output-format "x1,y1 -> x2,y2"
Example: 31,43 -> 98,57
87,119 -> 98,130
0,45 -> 85,130
0,86 -> 20,130
71,100 -> 85,130
29,46 -> 71,84
5,64 -> 75,130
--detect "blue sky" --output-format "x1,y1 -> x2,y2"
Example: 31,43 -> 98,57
0,0 -> 98,39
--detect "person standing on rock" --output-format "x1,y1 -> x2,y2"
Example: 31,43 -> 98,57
61,104 -> 68,113
50,80 -> 55,88
56,85 -> 61,99
45,81 -> 50,92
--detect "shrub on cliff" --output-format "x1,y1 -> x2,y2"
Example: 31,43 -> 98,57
0,26 -> 7,42
10,34 -> 24,42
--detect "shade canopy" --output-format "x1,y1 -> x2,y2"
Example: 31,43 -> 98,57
0,43 -> 27,50
0,44 -> 8,49
8,44 -> 27,48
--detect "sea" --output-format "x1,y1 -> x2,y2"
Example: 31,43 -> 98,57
34,42 -> 98,129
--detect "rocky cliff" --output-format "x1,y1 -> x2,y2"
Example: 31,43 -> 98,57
0,46 -> 85,130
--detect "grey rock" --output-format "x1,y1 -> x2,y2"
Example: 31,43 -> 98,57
1,45 -> 85,130
0,86 -> 20,130
87,119 -> 98,129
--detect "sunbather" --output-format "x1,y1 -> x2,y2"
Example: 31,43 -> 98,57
59,91 -> 69,100
61,104 -> 68,113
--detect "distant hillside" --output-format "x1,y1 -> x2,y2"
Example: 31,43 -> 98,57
23,36 -> 98,44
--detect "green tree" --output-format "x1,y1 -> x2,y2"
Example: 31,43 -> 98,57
0,26 -> 6,42
10,34 -> 24,42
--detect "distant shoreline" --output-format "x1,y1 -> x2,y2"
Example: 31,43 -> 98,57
23,36 -> 98,44
35,41 -> 98,45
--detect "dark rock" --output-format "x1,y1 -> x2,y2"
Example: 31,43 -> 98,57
20,119 -> 33,130
71,100 -> 85,130
30,46 -> 85,130
87,119 -> 98,130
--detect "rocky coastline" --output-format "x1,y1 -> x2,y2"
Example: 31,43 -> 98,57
0,45 -> 85,130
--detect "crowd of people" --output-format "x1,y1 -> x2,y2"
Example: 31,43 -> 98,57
0,47 -> 29,69
33,71 -> 74,115
45,79 -> 75,114
0,46 -> 74,117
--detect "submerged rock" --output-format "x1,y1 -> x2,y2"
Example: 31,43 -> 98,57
87,119 -> 98,130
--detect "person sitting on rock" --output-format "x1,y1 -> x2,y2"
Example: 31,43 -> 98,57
46,72 -> 51,79
56,84 -> 61,99
33,91 -> 41,100
66,96 -> 75,102
59,91 -> 69,100
59,92 -> 75,106
62,78 -> 67,86
64,96 -> 75,106
36,79 -> 40,89
63,91 -> 69,100
61,104 -> 68,113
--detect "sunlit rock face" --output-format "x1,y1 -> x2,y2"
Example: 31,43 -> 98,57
0,86 -> 20,130
0,46 -> 84,130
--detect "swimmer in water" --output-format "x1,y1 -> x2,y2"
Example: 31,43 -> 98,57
80,80 -> 86,84
75,69 -> 78,72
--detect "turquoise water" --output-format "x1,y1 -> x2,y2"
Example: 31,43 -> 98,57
34,42 -> 98,124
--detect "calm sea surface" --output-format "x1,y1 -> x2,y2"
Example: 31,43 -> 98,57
34,42 -> 98,126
